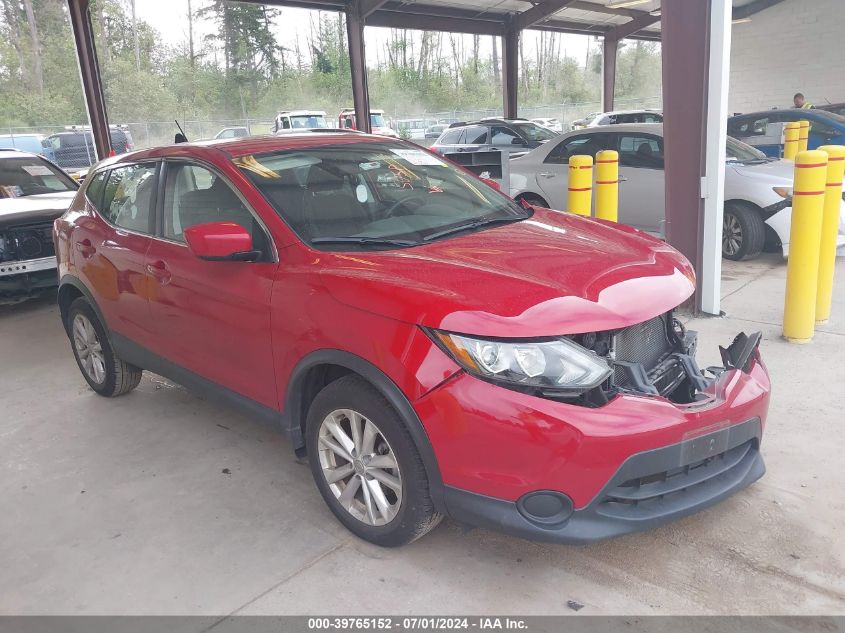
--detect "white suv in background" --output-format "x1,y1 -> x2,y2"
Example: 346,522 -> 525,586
572,110 -> 663,129
508,123 -> 845,260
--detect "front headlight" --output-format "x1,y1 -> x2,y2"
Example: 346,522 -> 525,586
429,330 -> 611,394
773,186 -> 793,199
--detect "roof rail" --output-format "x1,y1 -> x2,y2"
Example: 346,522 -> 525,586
448,121 -> 467,128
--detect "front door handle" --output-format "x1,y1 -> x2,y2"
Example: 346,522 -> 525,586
619,176 -> 629,182
74,239 -> 96,259
146,260 -> 172,285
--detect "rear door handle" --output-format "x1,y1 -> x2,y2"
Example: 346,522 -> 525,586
539,172 -> 557,178
619,176 -> 629,182
146,260 -> 172,285
74,239 -> 96,258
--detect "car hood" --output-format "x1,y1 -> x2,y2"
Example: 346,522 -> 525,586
728,158 -> 794,185
318,208 -> 696,338
0,191 -> 76,229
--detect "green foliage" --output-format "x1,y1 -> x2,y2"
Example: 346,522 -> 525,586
0,0 -> 662,131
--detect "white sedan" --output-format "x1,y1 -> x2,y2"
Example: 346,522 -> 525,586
508,123 -> 845,260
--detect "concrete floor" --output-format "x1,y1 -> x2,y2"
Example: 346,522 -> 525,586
1,254 -> 844,616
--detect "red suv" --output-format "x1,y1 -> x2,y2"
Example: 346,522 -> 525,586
54,133 -> 770,546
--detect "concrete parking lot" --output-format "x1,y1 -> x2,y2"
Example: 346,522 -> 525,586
2,255 -> 844,617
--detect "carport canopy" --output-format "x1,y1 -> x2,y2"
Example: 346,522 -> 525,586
65,0 -> 788,314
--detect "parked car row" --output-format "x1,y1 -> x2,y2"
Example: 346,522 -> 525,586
507,123 -> 845,260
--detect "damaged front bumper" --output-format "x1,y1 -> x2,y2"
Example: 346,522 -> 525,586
420,313 -> 770,543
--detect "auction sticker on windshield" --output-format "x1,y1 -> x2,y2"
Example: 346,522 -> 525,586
390,149 -> 445,166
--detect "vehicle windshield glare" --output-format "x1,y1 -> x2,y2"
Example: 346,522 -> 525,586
513,122 -> 558,142
726,136 -> 768,163
234,141 -> 530,250
290,115 -> 328,129
0,156 -> 77,198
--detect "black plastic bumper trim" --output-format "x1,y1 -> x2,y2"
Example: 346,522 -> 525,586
443,418 -> 764,544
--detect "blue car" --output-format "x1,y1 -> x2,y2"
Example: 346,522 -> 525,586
0,133 -> 55,162
727,109 -> 845,157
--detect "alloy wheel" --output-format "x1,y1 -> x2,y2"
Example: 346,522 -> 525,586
317,408 -> 402,526
72,313 -> 106,384
723,212 -> 743,256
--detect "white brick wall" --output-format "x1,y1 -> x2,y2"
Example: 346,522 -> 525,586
729,0 -> 845,114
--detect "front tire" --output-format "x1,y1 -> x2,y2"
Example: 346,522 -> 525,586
723,202 -> 765,260
305,375 -> 442,547
67,297 -> 142,397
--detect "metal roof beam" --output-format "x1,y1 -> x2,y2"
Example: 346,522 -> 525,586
367,10 -> 505,35
603,10 -> 661,40
513,0 -> 577,31
360,0 -> 389,19
568,0 -> 651,18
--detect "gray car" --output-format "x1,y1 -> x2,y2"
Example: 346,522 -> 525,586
430,118 -> 558,159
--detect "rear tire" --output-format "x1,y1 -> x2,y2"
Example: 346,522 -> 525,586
305,374 -> 442,547
723,202 -> 765,260
67,297 -> 142,397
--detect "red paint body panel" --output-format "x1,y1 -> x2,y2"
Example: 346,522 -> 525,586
54,133 -> 771,540
415,358 -> 770,506
317,208 -> 695,337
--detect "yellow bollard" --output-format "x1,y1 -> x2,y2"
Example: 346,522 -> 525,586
783,122 -> 800,160
568,154 -> 593,217
815,145 -> 845,324
595,150 -> 619,222
798,119 -> 810,153
783,150 -> 828,343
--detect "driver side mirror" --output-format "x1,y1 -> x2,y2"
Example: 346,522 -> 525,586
184,221 -> 260,262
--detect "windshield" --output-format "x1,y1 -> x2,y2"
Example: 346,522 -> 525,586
290,115 -> 328,129
370,113 -> 386,127
235,141 -> 529,250
0,156 -> 77,198
512,122 -> 558,142
726,136 -> 768,162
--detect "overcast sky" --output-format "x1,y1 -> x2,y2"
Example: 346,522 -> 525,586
133,0 -> 594,67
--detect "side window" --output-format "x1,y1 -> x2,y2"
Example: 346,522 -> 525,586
544,134 -> 611,164
439,129 -> 462,145
809,119 -> 837,137
464,126 -> 488,145
162,162 -> 268,255
618,135 -> 664,169
727,117 -> 750,138
741,117 -> 769,136
642,113 -> 662,123
98,164 -> 157,233
490,126 -> 521,145
84,170 -> 108,211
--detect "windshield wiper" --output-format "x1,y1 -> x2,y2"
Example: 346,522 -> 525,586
422,214 -> 529,242
310,236 -> 418,247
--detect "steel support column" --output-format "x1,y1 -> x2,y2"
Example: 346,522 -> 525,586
700,0 -> 732,315
67,0 -> 111,160
602,37 -> 618,113
661,0 -> 710,312
346,1 -> 371,134
502,25 -> 519,120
